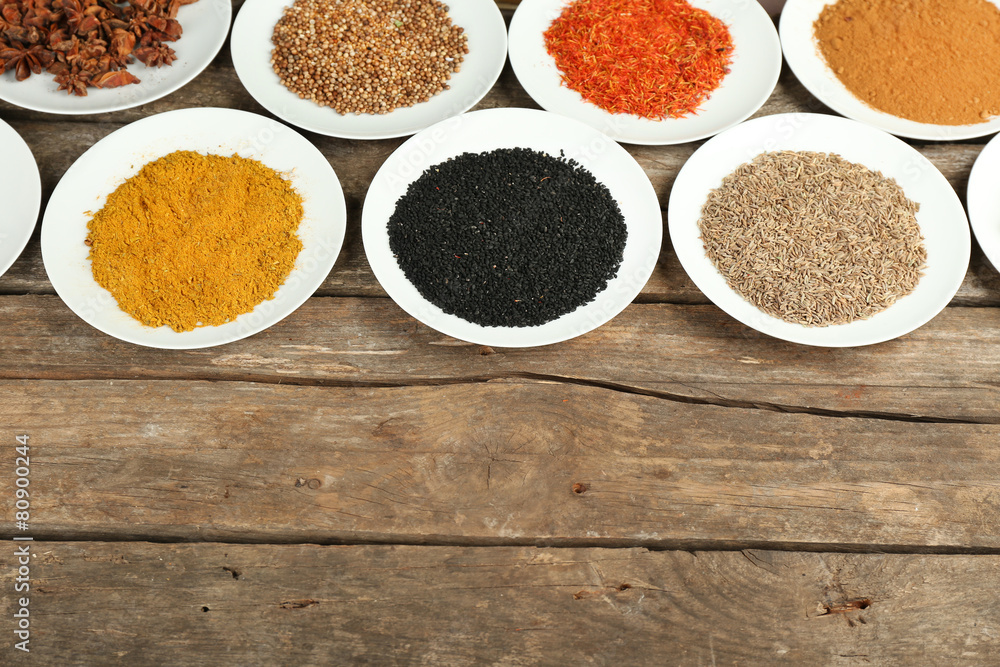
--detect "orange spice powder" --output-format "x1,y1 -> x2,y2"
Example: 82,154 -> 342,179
86,151 -> 304,332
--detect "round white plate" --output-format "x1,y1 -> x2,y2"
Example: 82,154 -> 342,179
668,112 -> 970,347
41,108 -> 347,349
508,0 -> 781,145
968,132 -> 1000,274
231,0 -> 508,140
0,119 -> 41,279
0,0 -> 231,115
362,107 -> 662,347
780,0 -> 1000,141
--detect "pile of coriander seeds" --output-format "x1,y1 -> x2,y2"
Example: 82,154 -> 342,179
270,0 -> 468,115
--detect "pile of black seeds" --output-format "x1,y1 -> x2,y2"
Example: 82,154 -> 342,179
387,147 -> 628,328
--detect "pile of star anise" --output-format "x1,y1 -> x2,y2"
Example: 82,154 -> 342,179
0,0 -> 198,96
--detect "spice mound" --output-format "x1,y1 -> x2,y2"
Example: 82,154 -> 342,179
814,0 -> 1000,125
0,0 -> 200,97
86,151 -> 304,333
270,0 -> 468,116
543,0 -> 733,120
388,147 -> 627,328
698,151 -> 926,327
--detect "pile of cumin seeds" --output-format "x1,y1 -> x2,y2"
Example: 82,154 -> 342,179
697,150 -> 926,327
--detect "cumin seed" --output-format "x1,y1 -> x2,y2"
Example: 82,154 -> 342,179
697,150 -> 926,327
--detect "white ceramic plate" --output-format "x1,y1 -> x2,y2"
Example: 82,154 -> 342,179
231,0 -> 508,140
780,0 -> 1000,141
0,119 -> 41,279
362,107 -> 662,347
0,0 -> 231,115
508,0 -> 781,145
968,132 -> 1000,274
41,108 -> 346,349
668,113 -> 970,347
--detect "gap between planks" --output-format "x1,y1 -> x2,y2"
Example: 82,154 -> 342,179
6,532 -> 1000,556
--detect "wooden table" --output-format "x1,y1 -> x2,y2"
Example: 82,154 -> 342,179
3,4 -> 1000,664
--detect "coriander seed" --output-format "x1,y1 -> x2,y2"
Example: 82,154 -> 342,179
270,0 -> 468,115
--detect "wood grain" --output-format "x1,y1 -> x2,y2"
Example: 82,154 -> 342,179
0,2 -> 996,661
2,542 -> 998,664
3,379 -> 1000,548
1,294 -> 999,421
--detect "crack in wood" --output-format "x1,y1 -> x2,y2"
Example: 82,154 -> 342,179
278,599 -> 319,610
1,371 -> 990,425
525,374 -> 995,425
819,598 -> 872,615
572,583 -> 635,600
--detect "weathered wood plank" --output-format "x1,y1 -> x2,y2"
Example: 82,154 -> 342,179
3,379 -> 1000,548
1,543 -> 998,664
1,294 -> 999,421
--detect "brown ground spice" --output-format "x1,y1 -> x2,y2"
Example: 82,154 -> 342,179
86,151 -> 304,333
814,0 -> 1000,125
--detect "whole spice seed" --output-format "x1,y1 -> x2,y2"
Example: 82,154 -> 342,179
543,0 -> 733,120
814,0 -> 1000,125
387,147 -> 627,328
270,0 -> 468,116
86,150 -> 304,332
0,0 -> 198,96
698,151 -> 926,327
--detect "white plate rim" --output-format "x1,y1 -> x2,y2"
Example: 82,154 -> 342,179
0,118 -> 41,279
0,0 -> 232,115
41,107 -> 347,349
968,132 -> 1000,274
779,0 -> 1000,141
361,106 -> 663,347
667,112 -> 971,347
230,0 -> 508,140
507,0 -> 782,146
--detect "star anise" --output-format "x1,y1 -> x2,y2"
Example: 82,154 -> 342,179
46,25 -> 68,48
49,60 -> 92,94
132,0 -> 193,17
92,67 -> 138,87
22,3 -> 56,30
133,40 -> 171,67
106,25 -> 133,63
126,9 -> 167,38
1,41 -> 53,80
4,22 -> 42,45
2,0 -> 197,95
0,4 -> 20,36
96,14 -> 128,42
52,0 -> 104,35
78,33 -> 104,59
54,0 -> 85,33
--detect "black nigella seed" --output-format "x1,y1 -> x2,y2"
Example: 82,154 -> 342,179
387,147 -> 627,328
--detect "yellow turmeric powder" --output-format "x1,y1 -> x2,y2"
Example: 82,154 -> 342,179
86,150 -> 304,333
